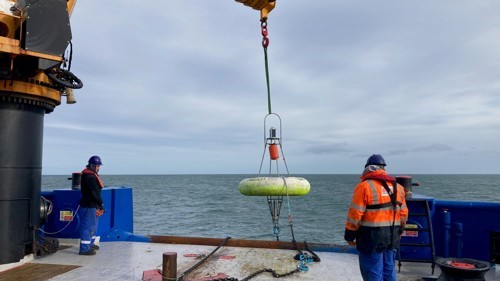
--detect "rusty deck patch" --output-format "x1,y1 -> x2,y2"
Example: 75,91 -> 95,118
0,263 -> 80,281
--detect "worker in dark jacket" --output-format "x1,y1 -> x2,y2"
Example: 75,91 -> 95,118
79,155 -> 105,255
345,154 -> 408,281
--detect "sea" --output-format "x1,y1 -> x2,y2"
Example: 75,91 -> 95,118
41,174 -> 500,245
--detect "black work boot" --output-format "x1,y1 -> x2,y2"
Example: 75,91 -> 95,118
91,244 -> 100,250
79,249 -> 96,256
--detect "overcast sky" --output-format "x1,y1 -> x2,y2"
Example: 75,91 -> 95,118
42,0 -> 500,175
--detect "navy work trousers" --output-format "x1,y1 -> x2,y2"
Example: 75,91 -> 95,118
79,207 -> 97,253
358,248 -> 397,281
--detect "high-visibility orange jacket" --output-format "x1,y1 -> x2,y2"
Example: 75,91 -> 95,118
344,170 -> 408,253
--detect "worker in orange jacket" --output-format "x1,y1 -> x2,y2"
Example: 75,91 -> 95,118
345,154 -> 408,281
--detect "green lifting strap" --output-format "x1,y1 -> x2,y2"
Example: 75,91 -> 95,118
264,47 -> 272,114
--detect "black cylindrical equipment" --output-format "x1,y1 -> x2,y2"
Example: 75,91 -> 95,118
396,175 -> 413,198
71,172 -> 81,190
0,0 -> 76,266
0,99 -> 46,264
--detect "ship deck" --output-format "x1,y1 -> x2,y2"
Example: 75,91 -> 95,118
0,239 -> 497,281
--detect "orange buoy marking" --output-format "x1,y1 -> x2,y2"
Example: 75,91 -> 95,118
269,144 -> 279,160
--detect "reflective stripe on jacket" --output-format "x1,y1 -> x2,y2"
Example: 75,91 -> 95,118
345,176 -> 408,231
344,170 -> 409,253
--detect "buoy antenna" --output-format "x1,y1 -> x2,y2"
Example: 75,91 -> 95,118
258,113 -> 289,176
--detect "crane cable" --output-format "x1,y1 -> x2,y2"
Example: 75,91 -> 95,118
239,0 -> 305,246
260,10 -> 294,243
235,0 -> 275,114
261,18 -> 272,114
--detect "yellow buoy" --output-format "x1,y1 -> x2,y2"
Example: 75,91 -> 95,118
238,177 -> 310,196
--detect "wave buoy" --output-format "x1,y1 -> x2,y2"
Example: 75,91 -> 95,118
238,177 -> 310,196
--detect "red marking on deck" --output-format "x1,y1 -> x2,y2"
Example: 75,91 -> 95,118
218,255 -> 236,260
142,269 -> 161,281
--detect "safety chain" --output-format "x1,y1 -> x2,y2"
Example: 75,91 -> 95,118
35,236 -> 59,257
261,18 -> 269,49
293,240 -> 321,263
244,267 -> 300,280
177,236 -> 232,281
291,240 -> 321,272
164,218 -> 322,280
204,240 -> 320,281
207,267 -> 300,281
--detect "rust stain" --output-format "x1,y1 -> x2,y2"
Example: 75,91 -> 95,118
186,273 -> 229,281
184,253 -> 199,258
217,255 -> 236,260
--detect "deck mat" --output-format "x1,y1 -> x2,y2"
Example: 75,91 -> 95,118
0,263 -> 80,281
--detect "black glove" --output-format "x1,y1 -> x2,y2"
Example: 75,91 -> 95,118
398,226 -> 405,235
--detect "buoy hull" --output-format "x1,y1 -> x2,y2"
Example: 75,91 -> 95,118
238,177 -> 310,196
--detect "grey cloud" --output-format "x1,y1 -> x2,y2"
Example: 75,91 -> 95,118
40,0 -> 500,174
413,144 -> 454,153
305,142 -> 349,154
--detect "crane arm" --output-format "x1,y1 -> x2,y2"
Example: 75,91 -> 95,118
67,0 -> 77,17
0,0 -> 81,107
235,0 -> 276,19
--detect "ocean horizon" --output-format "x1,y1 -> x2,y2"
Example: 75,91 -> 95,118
42,174 -> 500,244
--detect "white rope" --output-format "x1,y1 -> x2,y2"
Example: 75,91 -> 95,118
38,205 -> 80,235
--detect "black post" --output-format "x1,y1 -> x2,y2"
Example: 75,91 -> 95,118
396,176 -> 413,198
162,252 -> 177,280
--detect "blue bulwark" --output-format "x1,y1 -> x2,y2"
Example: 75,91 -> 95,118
42,187 -> 134,240
109,187 -> 133,233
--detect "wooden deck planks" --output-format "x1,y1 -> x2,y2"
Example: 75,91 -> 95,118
0,263 -> 80,281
